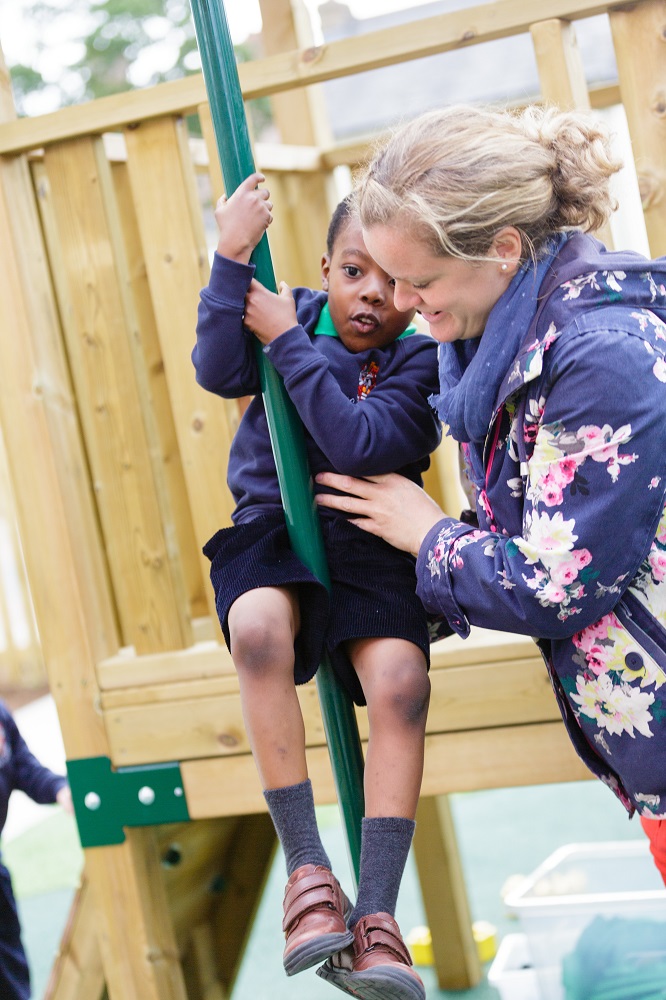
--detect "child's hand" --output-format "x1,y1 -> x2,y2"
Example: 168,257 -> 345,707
215,172 -> 273,264
244,280 -> 298,344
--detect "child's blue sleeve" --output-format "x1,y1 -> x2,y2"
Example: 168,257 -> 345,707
5,711 -> 66,805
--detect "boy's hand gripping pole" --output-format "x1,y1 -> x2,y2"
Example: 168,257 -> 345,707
189,0 -> 364,882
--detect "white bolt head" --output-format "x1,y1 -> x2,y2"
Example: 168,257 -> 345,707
84,792 -> 101,811
138,786 -> 155,806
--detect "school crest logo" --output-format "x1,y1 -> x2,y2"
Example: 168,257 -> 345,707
357,361 -> 379,401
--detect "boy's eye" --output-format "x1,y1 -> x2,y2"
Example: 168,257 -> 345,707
388,278 -> 396,288
412,281 -> 430,291
343,265 -> 361,277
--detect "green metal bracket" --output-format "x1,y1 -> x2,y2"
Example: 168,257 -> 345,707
67,756 -> 190,848
188,0 -> 366,884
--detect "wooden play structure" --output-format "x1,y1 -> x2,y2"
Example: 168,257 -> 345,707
1,0 -> 665,996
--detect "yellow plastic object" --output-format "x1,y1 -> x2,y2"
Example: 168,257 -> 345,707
472,920 -> 498,963
406,925 -> 434,966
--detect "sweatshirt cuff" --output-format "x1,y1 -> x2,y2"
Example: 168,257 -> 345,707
416,517 -> 476,638
206,252 -> 255,305
262,324 -> 312,372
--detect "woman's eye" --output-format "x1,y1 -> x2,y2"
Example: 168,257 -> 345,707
413,281 -> 430,291
388,278 -> 396,288
343,265 -> 361,277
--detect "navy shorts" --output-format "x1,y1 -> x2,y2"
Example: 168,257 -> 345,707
203,510 -> 432,705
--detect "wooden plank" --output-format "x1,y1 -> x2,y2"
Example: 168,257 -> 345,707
0,0 -> 640,154
182,721 -> 591,818
111,159 -> 207,621
41,136 -> 192,653
610,0 -> 666,256
530,18 -> 614,247
102,649 -> 556,766
124,117 -> 237,629
44,878 -> 105,1000
413,797 -> 481,990
212,812 -> 277,993
96,625 -> 537,692
84,830 -> 188,1000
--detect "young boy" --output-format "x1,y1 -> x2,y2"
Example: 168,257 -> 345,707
193,174 -> 441,1000
0,700 -> 72,1000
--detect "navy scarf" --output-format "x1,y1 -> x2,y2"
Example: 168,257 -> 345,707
430,234 -> 568,449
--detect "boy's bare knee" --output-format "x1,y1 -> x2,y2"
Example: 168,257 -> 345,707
231,619 -> 292,677
371,664 -> 430,727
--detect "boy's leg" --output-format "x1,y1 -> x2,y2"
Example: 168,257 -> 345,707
0,864 -> 31,1000
318,637 -> 427,1000
349,636 -> 429,921
228,587 -> 352,974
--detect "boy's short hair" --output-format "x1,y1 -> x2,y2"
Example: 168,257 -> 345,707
326,193 -> 358,255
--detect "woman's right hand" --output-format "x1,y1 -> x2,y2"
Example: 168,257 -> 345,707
215,172 -> 273,264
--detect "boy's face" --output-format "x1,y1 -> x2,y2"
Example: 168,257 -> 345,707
321,217 -> 416,353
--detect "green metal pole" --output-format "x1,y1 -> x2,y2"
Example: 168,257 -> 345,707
189,0 -> 364,881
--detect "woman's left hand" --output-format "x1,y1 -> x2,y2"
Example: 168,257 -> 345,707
315,471 -> 446,557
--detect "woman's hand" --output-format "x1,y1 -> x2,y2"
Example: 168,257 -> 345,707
244,280 -> 298,344
215,172 -> 273,264
315,471 -> 446,556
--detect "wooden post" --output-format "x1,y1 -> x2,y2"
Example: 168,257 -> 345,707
413,796 -> 481,991
610,0 -> 666,256
256,0 -> 338,288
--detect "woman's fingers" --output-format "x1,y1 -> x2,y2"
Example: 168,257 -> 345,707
315,471 -> 386,500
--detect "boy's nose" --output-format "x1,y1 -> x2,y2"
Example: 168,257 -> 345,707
360,281 -> 385,305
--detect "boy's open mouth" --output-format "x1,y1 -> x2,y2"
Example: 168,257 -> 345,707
350,312 -> 380,333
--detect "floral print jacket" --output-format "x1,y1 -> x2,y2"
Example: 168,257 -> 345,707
417,233 -> 666,818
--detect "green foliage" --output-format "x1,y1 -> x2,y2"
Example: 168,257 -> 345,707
8,0 -> 273,137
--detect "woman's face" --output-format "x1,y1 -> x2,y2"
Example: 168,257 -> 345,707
362,224 -> 517,343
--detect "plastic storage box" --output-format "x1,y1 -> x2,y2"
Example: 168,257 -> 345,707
504,840 -> 666,1000
487,933 -> 539,1000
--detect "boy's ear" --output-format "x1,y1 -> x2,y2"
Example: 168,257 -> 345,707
321,253 -> 331,292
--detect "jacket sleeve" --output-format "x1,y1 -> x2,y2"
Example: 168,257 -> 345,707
192,253 -> 261,397
264,328 -> 442,474
416,323 -> 666,639
6,712 -> 67,804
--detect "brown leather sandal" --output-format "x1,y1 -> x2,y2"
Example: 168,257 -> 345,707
316,912 -> 425,1000
282,864 -> 354,976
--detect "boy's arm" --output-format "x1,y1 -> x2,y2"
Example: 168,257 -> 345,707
5,711 -> 67,805
192,173 -> 273,397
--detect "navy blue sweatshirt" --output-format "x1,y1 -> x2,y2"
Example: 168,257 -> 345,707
193,254 -> 442,523
0,701 -> 66,843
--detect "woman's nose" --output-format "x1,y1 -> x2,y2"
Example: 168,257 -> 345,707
393,280 -> 418,312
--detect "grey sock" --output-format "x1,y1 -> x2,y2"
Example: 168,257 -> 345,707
263,779 -> 332,876
349,816 -> 416,927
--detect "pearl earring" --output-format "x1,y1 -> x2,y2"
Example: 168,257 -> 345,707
500,262 -> 508,271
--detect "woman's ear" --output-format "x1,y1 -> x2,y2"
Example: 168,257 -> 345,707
492,226 -> 523,268
321,253 -> 331,292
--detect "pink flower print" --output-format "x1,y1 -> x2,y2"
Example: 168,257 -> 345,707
656,520 -> 666,544
541,474 -> 564,507
573,613 -> 617,649
541,580 -> 567,603
586,643 -> 612,674
433,543 -> 446,562
554,458 -> 578,486
648,550 -> 666,582
550,559 -> 579,586
572,548 -> 592,569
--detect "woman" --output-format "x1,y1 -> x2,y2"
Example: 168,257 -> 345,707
315,104 -> 666,920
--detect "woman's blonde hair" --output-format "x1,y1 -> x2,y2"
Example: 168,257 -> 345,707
357,104 -> 622,263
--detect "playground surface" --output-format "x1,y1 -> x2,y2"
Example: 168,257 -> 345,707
3,693 -> 646,999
